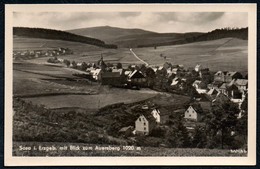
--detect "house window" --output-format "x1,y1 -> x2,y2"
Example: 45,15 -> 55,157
144,127 -> 146,130
139,118 -> 141,121
189,115 -> 191,117
144,122 -> 146,126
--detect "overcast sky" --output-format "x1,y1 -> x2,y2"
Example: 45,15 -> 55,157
13,12 -> 248,33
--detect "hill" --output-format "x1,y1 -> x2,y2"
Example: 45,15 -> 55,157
67,26 -> 156,42
138,27 -> 248,48
13,27 -> 118,49
67,26 -> 204,48
133,38 -> 248,73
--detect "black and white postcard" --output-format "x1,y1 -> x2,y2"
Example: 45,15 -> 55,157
4,3 -> 257,166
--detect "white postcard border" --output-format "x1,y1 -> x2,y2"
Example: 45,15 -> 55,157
4,3 -> 257,166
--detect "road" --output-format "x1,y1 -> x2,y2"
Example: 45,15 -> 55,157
129,48 -> 149,66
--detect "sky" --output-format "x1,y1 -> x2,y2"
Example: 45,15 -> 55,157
13,12 -> 248,33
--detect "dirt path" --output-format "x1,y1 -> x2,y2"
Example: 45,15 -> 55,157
129,48 -> 149,66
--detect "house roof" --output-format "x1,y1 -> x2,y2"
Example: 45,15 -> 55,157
139,114 -> 156,123
186,105 -> 201,114
124,70 -> 132,76
171,77 -> 180,86
219,83 -> 228,89
215,71 -> 223,76
235,79 -> 248,86
119,126 -> 133,132
226,71 -> 237,77
193,80 -> 202,86
128,70 -> 145,79
91,69 -> 102,75
172,68 -> 179,74
212,92 -> 230,103
195,64 -> 201,69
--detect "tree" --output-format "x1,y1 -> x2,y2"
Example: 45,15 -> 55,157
236,94 -> 248,147
71,61 -> 77,68
63,59 -> 70,67
206,101 -> 240,149
192,126 -> 207,148
166,116 -> 191,148
80,62 -> 87,71
116,62 -> 122,69
145,67 -> 156,88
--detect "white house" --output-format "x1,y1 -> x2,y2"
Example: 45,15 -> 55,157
151,108 -> 169,124
135,114 -> 156,135
194,64 -> 202,72
192,80 -> 207,94
184,106 -> 201,122
90,69 -> 102,81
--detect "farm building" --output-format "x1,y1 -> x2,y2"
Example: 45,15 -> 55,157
127,70 -> 146,86
101,72 -> 122,85
151,108 -> 169,124
135,114 -> 156,135
184,106 -> 202,122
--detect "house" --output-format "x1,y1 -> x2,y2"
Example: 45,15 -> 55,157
194,64 -> 202,72
101,72 -> 122,85
225,72 -> 243,83
119,126 -> 134,137
151,108 -> 169,124
127,70 -> 146,85
207,81 -> 223,90
212,92 -> 230,105
219,83 -> 228,95
135,114 -> 156,135
192,80 -> 207,94
124,70 -> 132,76
170,77 -> 180,86
91,69 -> 102,81
227,84 -> 244,104
214,71 -> 243,83
214,71 -> 226,82
76,62 -> 83,67
234,79 -> 248,92
172,68 -> 180,75
184,106 -> 202,122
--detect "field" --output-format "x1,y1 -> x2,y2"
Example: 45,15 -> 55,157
134,38 -> 248,73
14,37 -> 248,73
23,88 -> 159,110
13,142 -> 245,156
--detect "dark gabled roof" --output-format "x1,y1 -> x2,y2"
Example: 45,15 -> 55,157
139,113 -> 156,123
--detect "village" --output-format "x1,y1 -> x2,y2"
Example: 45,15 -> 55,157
42,53 -> 248,147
